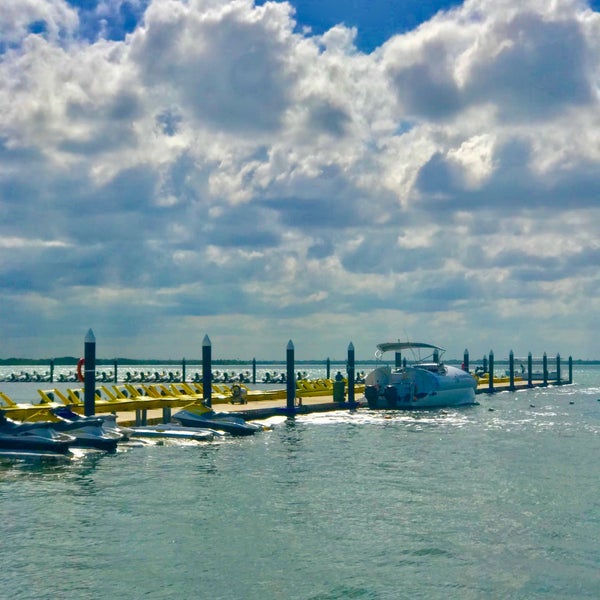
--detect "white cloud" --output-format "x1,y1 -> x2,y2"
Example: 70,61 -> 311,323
0,0 -> 599,361
0,0 -> 78,46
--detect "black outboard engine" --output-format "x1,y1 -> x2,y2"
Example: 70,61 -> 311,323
383,385 -> 398,408
364,385 -> 379,408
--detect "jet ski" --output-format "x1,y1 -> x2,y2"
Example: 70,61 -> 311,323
0,411 -> 75,455
48,407 -> 122,452
172,404 -> 266,437
128,424 -> 220,442
51,406 -> 131,442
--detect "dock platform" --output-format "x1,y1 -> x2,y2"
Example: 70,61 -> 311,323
114,378 -> 567,426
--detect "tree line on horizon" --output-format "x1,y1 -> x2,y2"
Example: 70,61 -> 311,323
0,357 -> 597,366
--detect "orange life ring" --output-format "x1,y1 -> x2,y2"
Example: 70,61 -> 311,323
76,358 -> 85,382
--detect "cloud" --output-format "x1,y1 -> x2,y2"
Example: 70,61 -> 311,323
0,0 -> 599,360
0,0 -> 79,48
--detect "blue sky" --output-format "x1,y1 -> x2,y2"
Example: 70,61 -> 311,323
1,1 -> 599,361
261,1 -> 464,52
64,1 -> 465,50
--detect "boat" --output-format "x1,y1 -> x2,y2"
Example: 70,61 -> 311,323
128,424 -> 220,442
363,342 -> 478,409
172,403 -> 267,436
47,407 -> 124,451
0,411 -> 75,454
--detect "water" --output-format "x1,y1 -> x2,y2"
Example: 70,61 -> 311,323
1,366 -> 599,599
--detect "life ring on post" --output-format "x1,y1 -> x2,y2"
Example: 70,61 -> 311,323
76,358 -> 85,383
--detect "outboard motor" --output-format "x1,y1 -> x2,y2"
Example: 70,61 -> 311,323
364,385 -> 379,408
383,385 -> 398,408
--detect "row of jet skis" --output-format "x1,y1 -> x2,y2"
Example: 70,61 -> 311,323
0,403 -> 270,457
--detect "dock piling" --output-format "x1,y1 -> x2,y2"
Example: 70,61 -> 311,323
203,335 -> 212,408
543,352 -> 548,386
488,350 -> 494,393
568,356 -> 573,384
463,349 -> 469,372
286,340 -> 295,411
347,342 -> 355,406
83,329 -> 96,416
509,350 -> 515,391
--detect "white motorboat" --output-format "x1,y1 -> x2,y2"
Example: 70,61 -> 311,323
364,342 -> 477,409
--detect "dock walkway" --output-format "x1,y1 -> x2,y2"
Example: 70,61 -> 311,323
115,379 -> 560,426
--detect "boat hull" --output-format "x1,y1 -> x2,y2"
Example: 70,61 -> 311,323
0,432 -> 73,454
366,386 -> 476,409
128,425 -> 217,441
364,363 -> 477,410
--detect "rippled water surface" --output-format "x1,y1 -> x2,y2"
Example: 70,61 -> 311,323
1,367 -> 599,599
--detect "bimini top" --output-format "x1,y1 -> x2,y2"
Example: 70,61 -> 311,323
376,342 -> 446,354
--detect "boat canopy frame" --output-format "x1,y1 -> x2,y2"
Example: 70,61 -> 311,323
374,342 -> 446,365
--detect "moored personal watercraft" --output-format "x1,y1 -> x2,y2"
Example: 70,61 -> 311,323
128,424 -> 220,442
47,407 -> 124,451
0,411 -> 75,454
172,403 -> 267,436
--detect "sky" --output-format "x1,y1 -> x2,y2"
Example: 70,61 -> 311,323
1,0 -> 599,362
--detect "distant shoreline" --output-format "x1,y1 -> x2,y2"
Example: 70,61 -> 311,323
1,357 -> 598,366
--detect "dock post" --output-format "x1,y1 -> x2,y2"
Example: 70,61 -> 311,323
50,359 -> 54,383
556,354 -> 561,384
136,409 -> 147,426
527,352 -> 533,387
509,350 -> 515,391
83,329 -> 96,416
488,350 -> 494,393
347,342 -> 355,406
326,357 -> 330,379
252,358 -> 256,384
463,349 -> 469,372
182,358 -> 186,383
286,340 -> 295,411
568,356 -> 573,384
203,335 -> 212,408
395,352 -> 402,369
482,355 -> 488,374
113,359 -> 118,383
543,352 -> 548,386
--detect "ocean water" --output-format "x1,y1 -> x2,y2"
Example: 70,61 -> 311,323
1,366 -> 599,599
